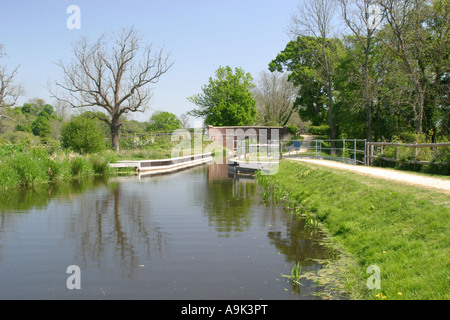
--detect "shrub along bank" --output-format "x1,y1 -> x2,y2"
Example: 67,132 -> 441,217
0,145 -> 118,191
256,160 -> 449,300
0,134 -> 225,191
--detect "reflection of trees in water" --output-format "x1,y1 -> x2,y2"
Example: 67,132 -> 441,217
0,178 -> 107,261
257,190 -> 332,266
203,165 -> 330,266
267,218 -> 329,266
67,182 -> 168,277
203,168 -> 257,235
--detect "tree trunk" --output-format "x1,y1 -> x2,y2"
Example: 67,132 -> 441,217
110,122 -> 122,152
365,100 -> 372,141
327,78 -> 336,154
415,93 -> 424,134
413,78 -> 425,134
364,37 -> 372,142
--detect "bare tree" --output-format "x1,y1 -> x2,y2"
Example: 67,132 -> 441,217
253,70 -> 297,126
0,44 -> 24,127
53,100 -> 72,122
0,44 -> 24,109
50,27 -> 173,151
337,0 -> 384,141
289,0 -> 338,148
179,112 -> 191,129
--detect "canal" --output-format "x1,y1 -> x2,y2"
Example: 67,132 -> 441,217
0,164 -> 336,299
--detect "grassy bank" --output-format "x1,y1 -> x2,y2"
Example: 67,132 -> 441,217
256,160 -> 449,300
0,134 -> 225,191
0,145 -> 118,191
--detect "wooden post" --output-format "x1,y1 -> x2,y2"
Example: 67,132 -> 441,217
370,144 -> 374,166
364,140 -> 367,166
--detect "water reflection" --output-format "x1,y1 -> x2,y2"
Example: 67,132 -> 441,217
204,165 -> 256,235
66,181 -> 169,278
0,164 -> 336,299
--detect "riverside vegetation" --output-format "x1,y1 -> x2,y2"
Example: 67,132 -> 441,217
0,144 -> 117,191
256,160 -> 449,300
0,131 -> 223,192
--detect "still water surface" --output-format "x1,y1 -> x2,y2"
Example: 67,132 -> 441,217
0,164 -> 333,299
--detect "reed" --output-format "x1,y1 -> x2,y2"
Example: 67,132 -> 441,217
0,145 -> 118,191
291,262 -> 302,284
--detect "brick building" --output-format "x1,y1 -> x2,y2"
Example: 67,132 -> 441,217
207,125 -> 289,150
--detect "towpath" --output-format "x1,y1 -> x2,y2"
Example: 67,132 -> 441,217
289,157 -> 450,194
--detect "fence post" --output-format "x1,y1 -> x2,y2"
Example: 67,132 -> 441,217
315,140 -> 318,158
354,139 -> 357,165
364,140 -> 367,166
343,139 -> 346,161
370,144 -> 374,166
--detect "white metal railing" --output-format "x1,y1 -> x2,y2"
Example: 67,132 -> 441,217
235,139 -> 280,162
234,139 -> 367,166
281,139 -> 367,165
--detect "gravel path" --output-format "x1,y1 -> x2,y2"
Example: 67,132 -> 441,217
289,158 -> 450,194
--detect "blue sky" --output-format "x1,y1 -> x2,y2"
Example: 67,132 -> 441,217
0,0 -> 299,123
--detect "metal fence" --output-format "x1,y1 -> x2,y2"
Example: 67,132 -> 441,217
366,141 -> 450,166
234,138 -> 367,166
281,139 -> 367,165
235,139 -> 280,161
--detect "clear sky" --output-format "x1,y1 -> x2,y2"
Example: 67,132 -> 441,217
0,0 -> 299,124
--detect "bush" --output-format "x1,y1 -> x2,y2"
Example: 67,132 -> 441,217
0,159 -> 20,189
392,132 -> 425,143
10,152 -> 49,187
70,156 -> 94,176
0,143 -> 118,191
309,125 -> 330,136
286,125 -> 298,135
0,131 -> 40,146
61,116 -> 106,154
45,157 -> 72,181
31,116 -> 52,138
88,154 -> 111,175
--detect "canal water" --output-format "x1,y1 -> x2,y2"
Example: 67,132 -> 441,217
0,164 -> 335,300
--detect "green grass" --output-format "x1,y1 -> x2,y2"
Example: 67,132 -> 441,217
116,134 -> 226,161
256,160 -> 449,300
0,135 -> 225,191
0,145 -> 117,191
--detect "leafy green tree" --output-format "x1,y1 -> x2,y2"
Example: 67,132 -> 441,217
147,111 -> 183,131
78,111 -> 111,137
269,36 -> 329,126
37,104 -> 57,120
187,66 -> 257,126
61,115 -> 106,153
31,116 -> 51,138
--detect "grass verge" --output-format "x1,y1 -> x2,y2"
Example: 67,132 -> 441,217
256,160 -> 449,300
